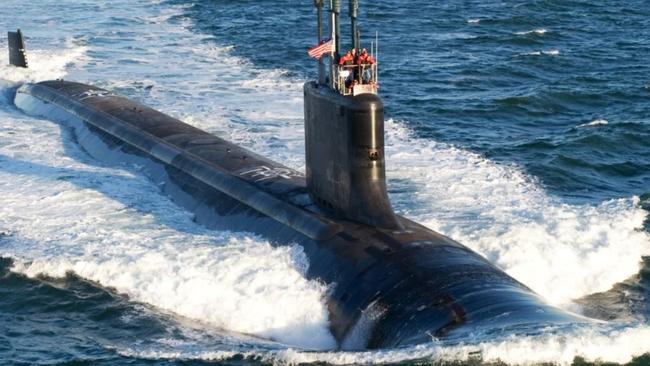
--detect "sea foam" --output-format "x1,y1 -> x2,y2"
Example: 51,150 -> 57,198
516,28 -> 548,36
578,119 -> 609,128
1,46 -> 336,350
116,324 -> 650,366
384,119 -> 650,306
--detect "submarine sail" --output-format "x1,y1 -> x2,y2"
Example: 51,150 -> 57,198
304,0 -> 400,230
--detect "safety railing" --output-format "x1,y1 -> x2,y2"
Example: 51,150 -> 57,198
333,63 -> 378,96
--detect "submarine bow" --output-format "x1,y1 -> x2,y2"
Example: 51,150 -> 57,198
14,80 -> 585,349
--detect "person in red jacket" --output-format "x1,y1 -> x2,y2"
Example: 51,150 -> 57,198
339,50 -> 356,92
339,50 -> 354,66
357,48 -> 375,65
357,48 -> 375,84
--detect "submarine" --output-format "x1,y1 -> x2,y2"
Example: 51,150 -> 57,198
8,0 -> 587,350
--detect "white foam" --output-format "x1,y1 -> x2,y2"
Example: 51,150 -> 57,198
282,327 -> 650,365
516,28 -> 548,35
90,16 -> 308,171
9,234 -> 335,349
383,119 -> 650,306
518,49 -> 560,56
0,1 -> 336,350
1,96 -> 335,349
0,42 -> 87,85
114,324 -> 650,365
578,119 -> 609,127
467,19 -> 481,24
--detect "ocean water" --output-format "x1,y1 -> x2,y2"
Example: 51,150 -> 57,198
0,0 -> 649,365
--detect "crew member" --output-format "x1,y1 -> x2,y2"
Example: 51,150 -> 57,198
338,50 -> 354,93
357,48 -> 375,65
357,48 -> 375,84
338,50 -> 354,66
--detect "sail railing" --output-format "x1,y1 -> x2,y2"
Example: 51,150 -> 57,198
335,63 -> 378,96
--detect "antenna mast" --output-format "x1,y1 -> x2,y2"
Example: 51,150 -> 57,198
349,0 -> 359,51
330,0 -> 341,87
314,0 -> 325,84
331,0 -> 341,59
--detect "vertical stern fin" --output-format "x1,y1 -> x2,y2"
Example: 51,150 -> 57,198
8,29 -> 28,68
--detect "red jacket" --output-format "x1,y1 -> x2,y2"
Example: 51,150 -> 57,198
358,54 -> 375,65
339,54 -> 354,65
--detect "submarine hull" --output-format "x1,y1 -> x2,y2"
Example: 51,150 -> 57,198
15,80 -> 585,349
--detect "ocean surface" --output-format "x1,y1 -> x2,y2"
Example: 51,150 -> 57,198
0,0 -> 649,364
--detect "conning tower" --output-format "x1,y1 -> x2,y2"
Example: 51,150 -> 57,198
305,0 -> 400,230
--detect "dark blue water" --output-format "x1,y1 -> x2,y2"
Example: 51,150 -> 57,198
1,0 -> 650,364
183,0 -> 650,202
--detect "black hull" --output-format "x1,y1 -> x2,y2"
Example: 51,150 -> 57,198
15,80 -> 584,349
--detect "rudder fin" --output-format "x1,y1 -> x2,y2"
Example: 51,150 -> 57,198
8,29 -> 28,68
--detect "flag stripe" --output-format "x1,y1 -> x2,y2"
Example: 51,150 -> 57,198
309,41 -> 331,53
308,44 -> 331,57
307,39 -> 333,59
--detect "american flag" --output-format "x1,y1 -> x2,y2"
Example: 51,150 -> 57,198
307,39 -> 333,59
